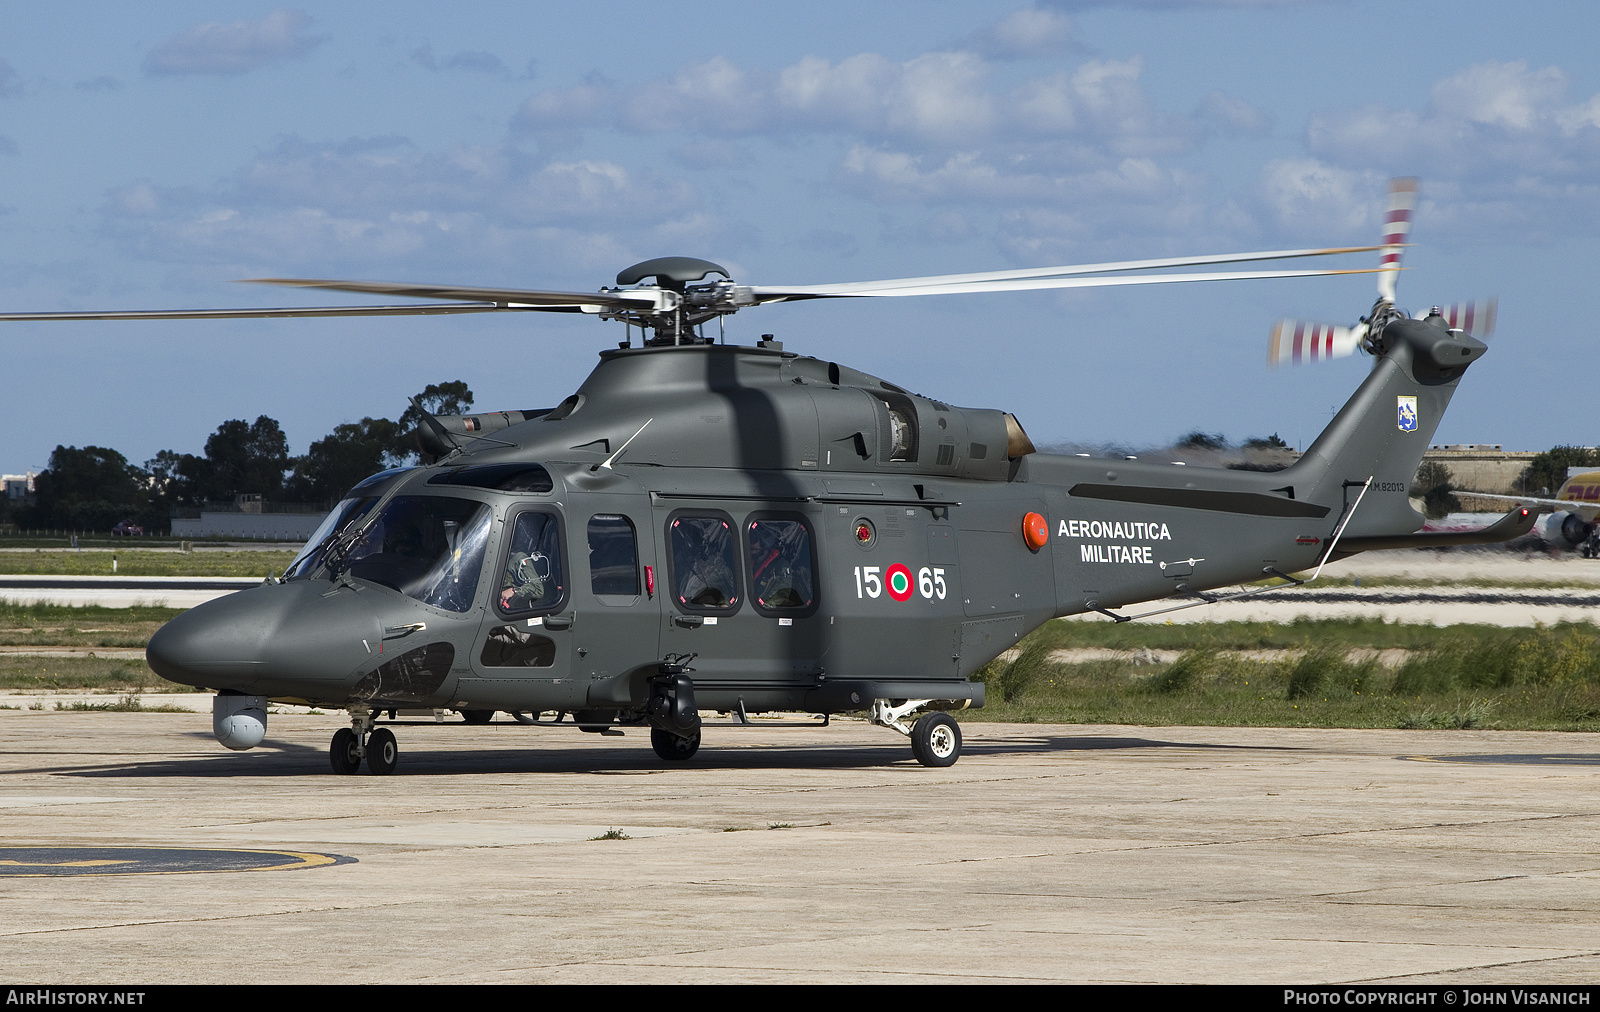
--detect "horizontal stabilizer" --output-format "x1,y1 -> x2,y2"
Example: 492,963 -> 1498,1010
1333,507 -> 1537,555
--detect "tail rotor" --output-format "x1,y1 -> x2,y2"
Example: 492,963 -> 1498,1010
1269,178 -> 1496,368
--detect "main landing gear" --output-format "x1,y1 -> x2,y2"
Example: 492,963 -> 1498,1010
870,699 -> 964,767
329,706 -> 400,776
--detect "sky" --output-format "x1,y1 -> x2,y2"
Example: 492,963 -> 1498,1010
2,1 -> 1598,476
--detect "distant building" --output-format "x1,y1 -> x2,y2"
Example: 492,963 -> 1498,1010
1423,445 -> 1537,495
169,494 -> 326,542
2,472 -> 37,501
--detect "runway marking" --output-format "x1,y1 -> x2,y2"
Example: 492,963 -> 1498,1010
0,847 -> 355,876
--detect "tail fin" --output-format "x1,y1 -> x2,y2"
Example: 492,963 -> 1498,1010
1285,313 -> 1488,537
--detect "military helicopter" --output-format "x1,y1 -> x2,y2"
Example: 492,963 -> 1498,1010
2,179 -> 1523,772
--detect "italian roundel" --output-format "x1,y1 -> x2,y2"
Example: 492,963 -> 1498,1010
885,563 -> 914,602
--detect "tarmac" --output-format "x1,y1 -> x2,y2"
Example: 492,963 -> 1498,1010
2,709 -> 1598,984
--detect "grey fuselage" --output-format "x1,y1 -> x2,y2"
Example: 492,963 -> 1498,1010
148,318 -> 1484,717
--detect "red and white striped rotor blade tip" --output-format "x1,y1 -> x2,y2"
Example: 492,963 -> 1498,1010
1440,298 -> 1497,339
1377,177 -> 1418,304
1268,319 -> 1363,368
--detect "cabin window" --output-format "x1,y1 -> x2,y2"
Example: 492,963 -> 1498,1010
588,514 -> 640,597
496,510 -> 567,617
746,516 -> 817,616
667,512 -> 741,614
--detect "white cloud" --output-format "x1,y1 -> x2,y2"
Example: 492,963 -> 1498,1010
778,52 -> 996,142
1011,58 -> 1194,156
143,9 -> 323,76
515,73 -> 617,130
1429,60 -> 1565,131
844,143 -> 1203,224
1196,91 -> 1273,135
625,56 -> 771,133
411,46 -> 511,78
518,49 -> 1194,163
96,135 -> 710,277
1258,159 -> 1383,234
1308,61 -> 1600,180
961,7 -> 1077,59
506,47 -> 1217,264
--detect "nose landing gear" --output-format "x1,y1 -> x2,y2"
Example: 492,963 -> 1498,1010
329,706 -> 400,775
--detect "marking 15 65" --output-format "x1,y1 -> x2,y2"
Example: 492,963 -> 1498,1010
854,565 -> 948,600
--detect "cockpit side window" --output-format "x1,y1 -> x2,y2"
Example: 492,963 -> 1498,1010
497,509 -> 567,617
587,515 -> 640,597
667,511 -> 741,614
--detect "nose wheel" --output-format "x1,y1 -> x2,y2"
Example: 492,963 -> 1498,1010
330,727 -> 361,774
329,709 -> 401,775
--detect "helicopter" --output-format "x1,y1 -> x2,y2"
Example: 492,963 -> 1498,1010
2,178 -> 1523,772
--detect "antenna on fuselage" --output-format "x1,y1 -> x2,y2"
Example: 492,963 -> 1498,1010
593,418 -> 653,472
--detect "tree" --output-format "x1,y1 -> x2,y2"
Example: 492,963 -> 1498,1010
398,381 -> 474,433
178,416 -> 291,502
1176,430 -> 1227,451
1243,433 -> 1290,450
19,445 -> 148,531
1412,460 -> 1461,520
394,381 -> 475,463
1516,446 -> 1599,497
286,417 -> 406,503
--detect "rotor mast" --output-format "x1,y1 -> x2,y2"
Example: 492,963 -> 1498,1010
598,257 -> 755,346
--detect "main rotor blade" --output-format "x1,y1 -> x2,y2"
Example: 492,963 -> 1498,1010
244,278 -> 655,310
0,303 -> 519,322
748,245 -> 1383,301
753,267 -> 1381,301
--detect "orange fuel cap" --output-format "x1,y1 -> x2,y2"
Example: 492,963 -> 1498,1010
1022,512 -> 1049,552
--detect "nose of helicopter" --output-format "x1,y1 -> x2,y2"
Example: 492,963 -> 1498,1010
148,581 -> 382,695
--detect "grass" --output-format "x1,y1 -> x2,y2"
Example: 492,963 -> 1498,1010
8,600 -> 1600,732
590,828 -> 631,841
0,602 -> 183,648
0,655 -> 187,693
968,619 -> 1600,732
0,549 -> 298,578
53,692 -> 192,713
1021,615 -> 1546,652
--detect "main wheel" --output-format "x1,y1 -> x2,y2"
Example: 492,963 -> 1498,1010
367,727 -> 399,775
330,728 -> 361,774
910,713 -> 961,768
458,709 -> 494,725
651,726 -> 700,761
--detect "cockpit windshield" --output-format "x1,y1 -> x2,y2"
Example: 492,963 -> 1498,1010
283,496 -> 379,580
331,496 -> 493,612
